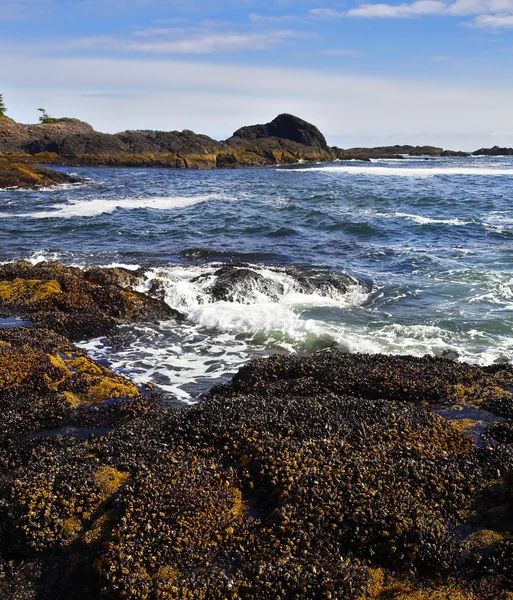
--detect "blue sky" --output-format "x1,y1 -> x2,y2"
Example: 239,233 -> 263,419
1,0 -> 513,149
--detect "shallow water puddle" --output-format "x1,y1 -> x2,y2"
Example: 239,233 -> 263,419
0,316 -> 31,328
432,404 -> 501,446
25,426 -> 112,441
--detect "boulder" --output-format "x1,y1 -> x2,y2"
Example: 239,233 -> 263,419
228,113 -> 329,150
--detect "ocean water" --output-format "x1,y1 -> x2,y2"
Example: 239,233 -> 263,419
1,156 -> 512,402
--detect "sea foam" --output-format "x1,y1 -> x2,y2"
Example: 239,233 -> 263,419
5,194 -> 223,219
286,165 -> 513,177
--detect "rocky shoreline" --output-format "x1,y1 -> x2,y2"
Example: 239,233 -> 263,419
1,113 -> 495,172
0,260 -> 512,599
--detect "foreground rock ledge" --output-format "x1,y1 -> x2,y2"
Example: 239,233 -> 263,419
0,264 -> 512,599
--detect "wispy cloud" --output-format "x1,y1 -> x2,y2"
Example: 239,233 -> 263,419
3,54 -> 513,150
248,12 -> 302,23
297,48 -> 364,56
472,12 -> 513,26
0,0 -> 54,20
347,1 -> 448,18
309,8 -> 345,18
70,29 -> 308,54
312,0 -> 513,29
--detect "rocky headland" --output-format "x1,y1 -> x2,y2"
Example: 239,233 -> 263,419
0,260 -> 512,599
0,113 -> 474,170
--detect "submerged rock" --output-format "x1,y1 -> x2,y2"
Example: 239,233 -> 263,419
205,265 -> 285,303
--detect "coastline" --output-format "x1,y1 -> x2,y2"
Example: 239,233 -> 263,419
2,112 -> 500,173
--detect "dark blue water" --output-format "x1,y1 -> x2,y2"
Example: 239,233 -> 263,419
1,156 -> 512,401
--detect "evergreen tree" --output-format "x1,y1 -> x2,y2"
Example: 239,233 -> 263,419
0,94 -> 6,117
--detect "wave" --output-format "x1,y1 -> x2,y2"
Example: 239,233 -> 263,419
286,165 -> 513,177
368,211 -> 474,226
4,193 -> 223,219
140,263 -> 369,313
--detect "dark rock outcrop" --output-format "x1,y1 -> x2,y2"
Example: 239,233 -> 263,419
472,146 -> 513,156
228,113 -> 329,150
0,113 -> 477,168
333,144 -> 469,160
205,266 -> 284,303
0,117 -> 94,154
0,113 -> 335,168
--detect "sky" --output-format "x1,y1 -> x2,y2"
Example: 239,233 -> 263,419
1,0 -> 512,149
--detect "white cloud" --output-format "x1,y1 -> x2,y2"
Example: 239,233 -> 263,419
297,48 -> 363,56
315,0 -> 513,29
347,1 -> 447,17
309,8 -> 345,17
472,12 -> 513,24
65,29 -> 308,54
2,54 -> 513,150
248,12 -> 301,23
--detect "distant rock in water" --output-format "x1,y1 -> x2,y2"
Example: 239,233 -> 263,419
333,144 -> 469,160
0,157 -> 81,189
228,113 -> 329,151
472,146 -> 513,156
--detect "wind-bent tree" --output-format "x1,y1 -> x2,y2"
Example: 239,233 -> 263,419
38,108 -> 50,122
0,94 -> 7,117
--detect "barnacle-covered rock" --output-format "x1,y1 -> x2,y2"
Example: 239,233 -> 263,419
0,327 -> 143,447
0,261 -> 183,341
2,349 -> 513,598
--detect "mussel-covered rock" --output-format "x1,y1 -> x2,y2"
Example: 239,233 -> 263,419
1,348 -> 513,598
0,327 -> 152,448
0,261 -> 184,341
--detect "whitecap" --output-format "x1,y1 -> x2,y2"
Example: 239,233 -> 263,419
5,193 -> 224,219
284,165 -> 513,177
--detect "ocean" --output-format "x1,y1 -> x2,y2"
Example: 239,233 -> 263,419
1,155 -> 512,402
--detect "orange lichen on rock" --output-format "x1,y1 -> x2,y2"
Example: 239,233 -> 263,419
0,328 -> 139,404
8,460 -> 130,551
0,278 -> 62,304
0,261 -> 182,341
361,568 -> 475,599
94,466 -> 129,497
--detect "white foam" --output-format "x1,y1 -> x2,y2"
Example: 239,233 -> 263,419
285,165 -> 513,177
5,193 -> 223,219
78,262 -> 513,402
369,211 -> 473,226
141,263 -> 369,316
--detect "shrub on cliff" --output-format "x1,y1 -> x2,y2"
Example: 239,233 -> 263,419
0,94 -> 6,117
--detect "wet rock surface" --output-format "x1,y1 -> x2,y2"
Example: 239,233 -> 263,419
204,266 -> 285,303
187,263 -> 356,304
0,280 -> 512,600
0,261 -> 183,341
